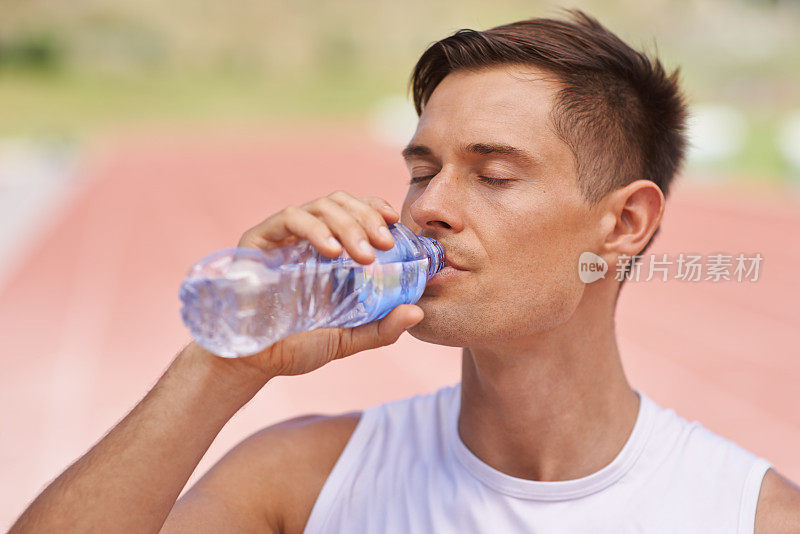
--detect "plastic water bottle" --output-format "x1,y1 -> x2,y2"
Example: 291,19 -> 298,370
179,222 -> 445,357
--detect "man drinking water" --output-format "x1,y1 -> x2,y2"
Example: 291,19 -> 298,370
11,9 -> 800,533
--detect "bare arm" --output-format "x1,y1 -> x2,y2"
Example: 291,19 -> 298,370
755,468 -> 800,534
161,413 -> 361,534
10,342 -> 271,533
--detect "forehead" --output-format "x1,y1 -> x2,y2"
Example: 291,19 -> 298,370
415,65 -> 562,146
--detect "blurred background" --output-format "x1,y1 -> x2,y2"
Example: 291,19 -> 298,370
1,0 -> 799,528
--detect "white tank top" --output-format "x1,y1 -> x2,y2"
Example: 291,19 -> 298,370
304,383 -> 771,533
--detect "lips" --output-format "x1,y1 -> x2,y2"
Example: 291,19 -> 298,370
418,233 -> 467,271
443,258 -> 466,271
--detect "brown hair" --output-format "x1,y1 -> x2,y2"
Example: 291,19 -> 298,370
409,9 -> 689,277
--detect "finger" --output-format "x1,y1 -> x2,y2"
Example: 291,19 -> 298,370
303,197 -> 376,265
239,206 -> 343,257
359,196 -> 401,224
327,191 -> 396,251
332,304 -> 424,359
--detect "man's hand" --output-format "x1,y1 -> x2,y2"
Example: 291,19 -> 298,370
227,190 -> 424,378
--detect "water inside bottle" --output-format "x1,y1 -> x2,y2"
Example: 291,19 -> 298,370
180,254 -> 430,357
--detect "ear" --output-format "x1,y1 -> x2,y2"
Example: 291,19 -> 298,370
600,179 -> 665,260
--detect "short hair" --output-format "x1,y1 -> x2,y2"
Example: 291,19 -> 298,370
409,9 -> 689,283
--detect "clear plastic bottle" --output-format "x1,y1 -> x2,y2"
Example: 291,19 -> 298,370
179,222 -> 445,357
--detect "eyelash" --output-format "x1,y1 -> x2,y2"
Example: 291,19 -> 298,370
409,176 -> 510,186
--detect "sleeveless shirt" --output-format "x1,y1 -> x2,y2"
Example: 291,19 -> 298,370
304,383 -> 771,533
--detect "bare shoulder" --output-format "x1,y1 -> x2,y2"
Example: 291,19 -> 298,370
162,412 -> 361,534
755,468 -> 800,534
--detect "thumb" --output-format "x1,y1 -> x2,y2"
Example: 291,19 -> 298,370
333,304 -> 424,359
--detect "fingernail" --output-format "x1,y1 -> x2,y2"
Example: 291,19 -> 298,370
378,226 -> 392,241
384,204 -> 399,216
358,239 -> 373,255
328,236 -> 342,249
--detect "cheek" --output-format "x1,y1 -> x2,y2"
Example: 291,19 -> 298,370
503,207 -> 579,274
483,207 -> 587,328
524,193 -> 589,272
485,261 -> 583,334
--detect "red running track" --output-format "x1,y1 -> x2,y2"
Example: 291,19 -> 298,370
1,123 -> 798,529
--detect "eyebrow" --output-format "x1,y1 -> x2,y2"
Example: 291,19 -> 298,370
401,142 -> 540,167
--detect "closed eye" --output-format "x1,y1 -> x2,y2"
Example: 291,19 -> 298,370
478,176 -> 511,186
408,175 -> 435,185
408,176 -> 512,186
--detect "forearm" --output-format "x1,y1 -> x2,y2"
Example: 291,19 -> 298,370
10,342 -> 272,533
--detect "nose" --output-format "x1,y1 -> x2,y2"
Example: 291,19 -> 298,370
408,171 -> 464,236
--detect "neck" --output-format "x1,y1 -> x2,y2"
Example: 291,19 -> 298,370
458,294 -> 639,482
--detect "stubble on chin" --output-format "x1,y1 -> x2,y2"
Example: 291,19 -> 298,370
403,302 -> 480,347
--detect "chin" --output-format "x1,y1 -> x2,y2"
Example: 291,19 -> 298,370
404,310 -> 478,347
405,325 -> 467,348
